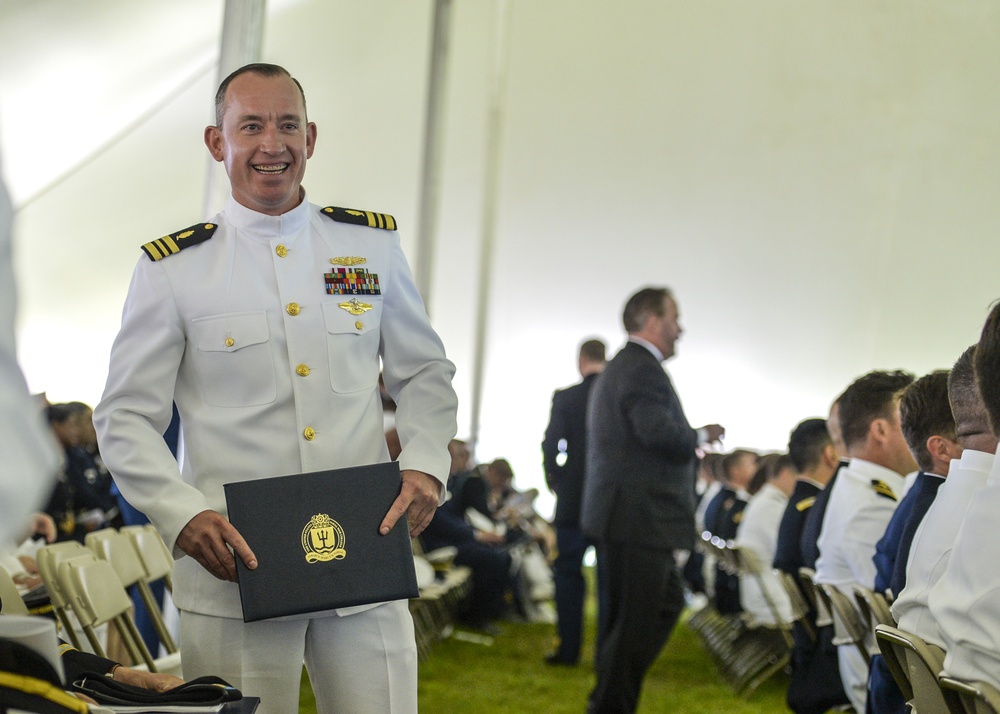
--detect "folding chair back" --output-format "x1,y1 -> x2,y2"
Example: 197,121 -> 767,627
819,583 -> 871,665
62,556 -> 158,672
777,570 -> 816,642
121,525 -> 174,592
0,564 -> 29,615
36,541 -> 91,648
875,624 -> 950,714
86,528 -> 177,654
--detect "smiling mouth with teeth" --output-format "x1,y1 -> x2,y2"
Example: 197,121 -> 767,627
255,164 -> 288,174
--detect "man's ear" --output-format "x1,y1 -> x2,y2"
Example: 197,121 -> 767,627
305,121 -> 317,159
926,435 -> 962,463
204,125 -> 225,162
822,443 -> 839,467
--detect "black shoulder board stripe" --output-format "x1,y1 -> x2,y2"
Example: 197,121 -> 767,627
321,206 -> 397,231
795,496 -> 816,512
142,222 -> 218,261
871,479 -> 898,502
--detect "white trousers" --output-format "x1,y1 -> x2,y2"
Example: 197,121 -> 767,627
180,601 -> 417,714
837,643 -> 868,713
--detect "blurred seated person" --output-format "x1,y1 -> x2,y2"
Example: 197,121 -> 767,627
735,454 -> 796,625
44,403 -> 119,542
417,438 -> 515,630
705,448 -> 758,615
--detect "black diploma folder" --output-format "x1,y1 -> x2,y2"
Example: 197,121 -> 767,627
224,461 -> 418,622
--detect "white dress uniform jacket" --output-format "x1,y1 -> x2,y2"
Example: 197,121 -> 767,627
95,195 -> 458,620
735,482 -> 793,626
814,457 -> 904,713
892,449 -> 993,648
927,453 -> 1000,689
0,160 -> 59,545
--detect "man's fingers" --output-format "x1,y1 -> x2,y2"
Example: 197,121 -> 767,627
380,494 -> 409,536
177,510 -> 255,582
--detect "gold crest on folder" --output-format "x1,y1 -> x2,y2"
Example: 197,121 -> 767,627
301,514 -> 347,563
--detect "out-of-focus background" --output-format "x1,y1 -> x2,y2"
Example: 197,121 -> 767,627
4,0 -> 999,517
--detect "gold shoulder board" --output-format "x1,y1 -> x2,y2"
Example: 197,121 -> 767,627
795,496 -> 816,512
871,479 -> 898,502
321,206 -> 397,231
141,222 -> 218,261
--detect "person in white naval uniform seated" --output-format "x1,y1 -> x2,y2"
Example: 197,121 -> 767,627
734,453 -> 796,626
928,305 -> 1000,692
94,63 -> 458,714
814,370 -> 916,713
892,344 -> 997,648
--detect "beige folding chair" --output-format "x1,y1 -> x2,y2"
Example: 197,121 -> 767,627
60,555 -> 159,672
121,524 -> 173,593
777,569 -> 816,643
819,583 -> 871,666
875,623 -> 950,714
36,541 -> 92,649
0,564 -> 29,616
939,675 -> 1000,714
86,528 -> 177,655
854,584 -> 895,630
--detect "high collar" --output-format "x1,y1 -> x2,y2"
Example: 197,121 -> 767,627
846,457 -> 906,491
224,192 -> 312,241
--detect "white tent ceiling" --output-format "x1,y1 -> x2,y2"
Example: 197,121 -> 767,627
3,1 -> 1000,515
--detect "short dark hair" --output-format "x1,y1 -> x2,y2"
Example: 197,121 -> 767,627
721,448 -> 757,482
214,62 -> 308,127
46,403 -> 74,425
622,287 -> 672,333
838,370 -> 915,450
788,418 -> 832,472
579,339 -> 606,363
949,344 -> 979,417
900,371 -> 955,472
975,301 -> 1000,435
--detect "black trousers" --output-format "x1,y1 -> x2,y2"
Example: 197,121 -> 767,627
588,542 -> 685,714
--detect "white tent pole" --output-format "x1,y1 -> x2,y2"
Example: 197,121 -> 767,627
202,0 -> 267,219
413,0 -> 453,311
468,0 -> 513,453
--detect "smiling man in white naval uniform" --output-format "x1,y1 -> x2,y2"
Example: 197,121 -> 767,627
94,63 -> 458,714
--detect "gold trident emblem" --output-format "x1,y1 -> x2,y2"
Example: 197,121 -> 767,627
301,514 -> 346,563
338,298 -> 373,315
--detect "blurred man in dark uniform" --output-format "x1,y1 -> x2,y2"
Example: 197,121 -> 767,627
541,338 -> 606,666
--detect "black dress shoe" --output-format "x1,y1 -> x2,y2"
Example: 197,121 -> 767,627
544,652 -> 576,666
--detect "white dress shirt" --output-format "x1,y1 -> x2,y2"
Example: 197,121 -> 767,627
892,449 -> 993,647
735,482 -> 792,625
928,453 -> 1000,688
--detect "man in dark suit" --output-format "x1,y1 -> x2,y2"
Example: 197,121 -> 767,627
581,286 -> 724,714
542,338 -> 606,666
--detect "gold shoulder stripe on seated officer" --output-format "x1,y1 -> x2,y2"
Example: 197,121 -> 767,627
141,223 -> 218,261
322,206 -> 397,231
795,496 -> 816,512
871,479 -> 898,502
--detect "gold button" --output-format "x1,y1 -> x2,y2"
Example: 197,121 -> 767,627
303,427 -> 316,441
286,302 -> 300,316
275,244 -> 288,258
225,337 -> 235,347
296,364 -> 310,377
355,321 -> 363,330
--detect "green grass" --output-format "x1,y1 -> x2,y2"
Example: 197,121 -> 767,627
296,593 -> 790,712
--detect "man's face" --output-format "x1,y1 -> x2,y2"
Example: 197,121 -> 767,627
205,72 -> 316,216
649,295 -> 683,359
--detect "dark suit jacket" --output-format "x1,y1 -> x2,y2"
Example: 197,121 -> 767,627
542,373 -> 599,527
581,341 -> 698,551
799,462 -> 845,570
